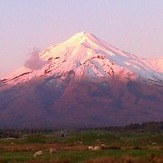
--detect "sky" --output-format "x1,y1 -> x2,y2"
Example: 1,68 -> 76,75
0,0 -> 163,77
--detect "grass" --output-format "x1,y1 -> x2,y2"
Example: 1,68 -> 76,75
55,149 -> 163,162
0,149 -> 163,163
0,151 -> 32,162
0,130 -> 163,162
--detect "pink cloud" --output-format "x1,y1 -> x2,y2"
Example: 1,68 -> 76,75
24,48 -> 47,70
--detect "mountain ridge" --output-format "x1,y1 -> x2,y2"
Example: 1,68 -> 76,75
2,32 -> 163,86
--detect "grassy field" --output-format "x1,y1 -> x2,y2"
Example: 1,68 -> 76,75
0,130 -> 163,163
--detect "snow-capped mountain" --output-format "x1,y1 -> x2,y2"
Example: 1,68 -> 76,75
3,32 -> 163,86
0,32 -> 163,128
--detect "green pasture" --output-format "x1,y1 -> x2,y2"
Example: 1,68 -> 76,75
0,130 -> 162,162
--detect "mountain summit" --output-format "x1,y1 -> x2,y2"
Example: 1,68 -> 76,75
0,32 -> 163,128
3,32 -> 163,86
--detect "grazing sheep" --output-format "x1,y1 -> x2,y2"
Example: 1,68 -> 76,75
88,145 -> 101,151
49,148 -> 56,154
74,141 -> 83,145
93,146 -> 101,151
33,150 -> 43,158
88,146 -> 94,150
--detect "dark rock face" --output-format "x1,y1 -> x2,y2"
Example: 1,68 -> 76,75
0,74 -> 163,129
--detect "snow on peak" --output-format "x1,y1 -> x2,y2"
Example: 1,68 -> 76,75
40,32 -> 100,60
67,31 -> 91,41
147,57 -> 163,73
63,31 -> 101,46
3,32 -> 163,85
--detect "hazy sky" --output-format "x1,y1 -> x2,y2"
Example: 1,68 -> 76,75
0,0 -> 163,77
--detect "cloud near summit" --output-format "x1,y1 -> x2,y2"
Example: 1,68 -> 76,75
24,49 -> 47,70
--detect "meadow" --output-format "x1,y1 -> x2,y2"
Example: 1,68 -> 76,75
0,129 -> 163,163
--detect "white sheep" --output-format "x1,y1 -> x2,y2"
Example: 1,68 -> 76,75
88,146 -> 94,150
33,150 -> 43,158
93,146 -> 101,151
49,148 -> 56,154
